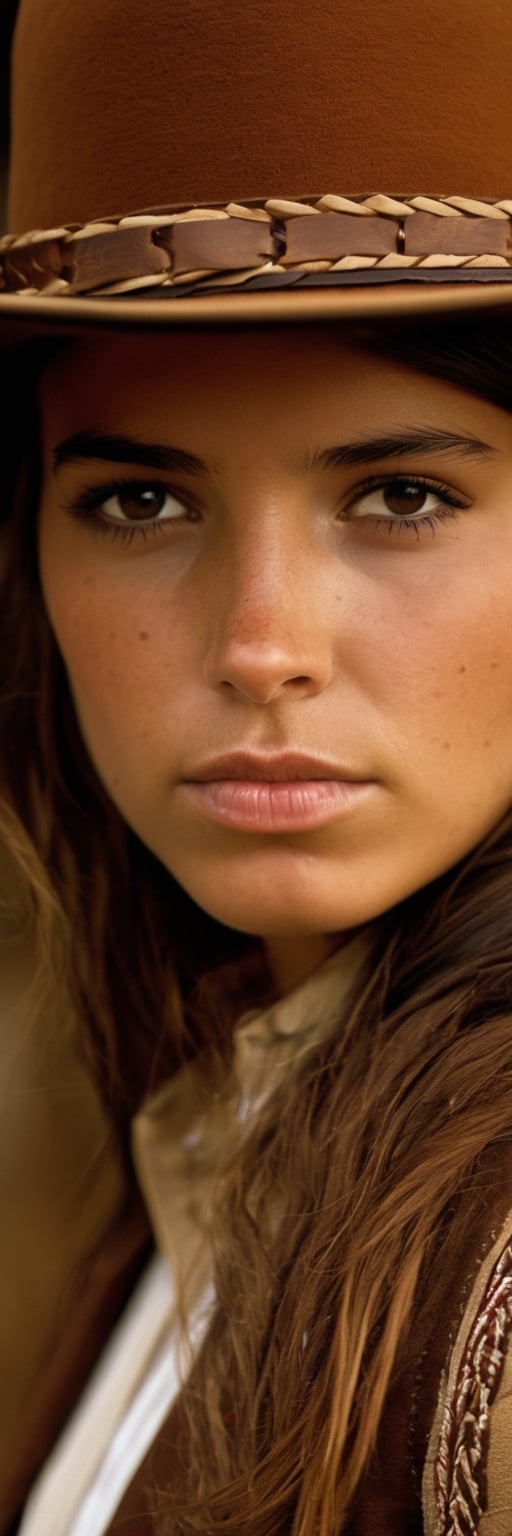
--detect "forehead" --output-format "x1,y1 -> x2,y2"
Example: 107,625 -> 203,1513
36,324 -> 511,469
41,323 -> 363,387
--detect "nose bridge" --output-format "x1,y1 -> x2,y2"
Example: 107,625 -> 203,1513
203,492 -> 332,701
217,487 -> 318,650
226,499 -> 300,632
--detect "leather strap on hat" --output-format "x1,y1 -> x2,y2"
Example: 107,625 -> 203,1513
2,194 -> 512,302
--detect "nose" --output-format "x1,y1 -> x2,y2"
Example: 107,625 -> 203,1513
202,515 -> 334,705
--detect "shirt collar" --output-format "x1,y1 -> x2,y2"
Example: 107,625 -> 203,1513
132,934 -> 368,1302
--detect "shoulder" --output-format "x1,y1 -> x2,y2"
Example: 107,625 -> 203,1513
422,1213 -> 512,1536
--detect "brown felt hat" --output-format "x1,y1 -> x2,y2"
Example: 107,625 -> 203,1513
2,0 -> 512,342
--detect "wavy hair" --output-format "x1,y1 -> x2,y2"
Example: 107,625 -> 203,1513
2,316 -> 512,1530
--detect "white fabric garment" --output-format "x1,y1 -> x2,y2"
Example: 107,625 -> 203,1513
19,1255 -> 187,1536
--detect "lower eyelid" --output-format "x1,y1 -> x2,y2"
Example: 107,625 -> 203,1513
343,479 -> 470,520
101,499 -> 185,525
63,479 -> 201,531
355,494 -> 453,522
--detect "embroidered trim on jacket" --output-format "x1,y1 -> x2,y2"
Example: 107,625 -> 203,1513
434,1241 -> 512,1535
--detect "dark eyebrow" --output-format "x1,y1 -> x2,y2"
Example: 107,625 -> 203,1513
52,424 -> 497,479
303,428 -> 496,473
52,430 -> 217,476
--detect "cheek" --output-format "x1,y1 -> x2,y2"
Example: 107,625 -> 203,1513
39,550 -> 185,775
345,553 -> 512,790
427,604 -> 512,738
47,576 -> 128,686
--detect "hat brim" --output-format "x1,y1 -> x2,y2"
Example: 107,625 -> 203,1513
2,275 -> 512,350
3,194 -> 512,343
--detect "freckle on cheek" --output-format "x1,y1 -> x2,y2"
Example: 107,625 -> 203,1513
138,631 -> 149,641
458,665 -> 467,675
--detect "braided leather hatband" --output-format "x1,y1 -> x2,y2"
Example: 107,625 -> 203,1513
1,194 -> 512,300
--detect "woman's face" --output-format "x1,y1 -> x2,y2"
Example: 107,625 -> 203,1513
38,326 -> 512,972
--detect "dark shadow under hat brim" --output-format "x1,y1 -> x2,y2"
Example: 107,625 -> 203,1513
2,271 -> 512,351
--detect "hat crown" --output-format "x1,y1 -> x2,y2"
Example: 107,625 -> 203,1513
8,0 -> 512,233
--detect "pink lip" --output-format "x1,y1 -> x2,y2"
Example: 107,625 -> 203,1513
182,753 -> 375,833
185,751 -> 364,783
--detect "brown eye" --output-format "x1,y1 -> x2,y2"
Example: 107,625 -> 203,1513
340,473 -> 466,538
100,485 -> 188,524
381,480 -> 429,516
349,477 -> 448,526
114,487 -> 169,521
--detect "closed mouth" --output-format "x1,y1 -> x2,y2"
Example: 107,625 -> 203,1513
185,751 -> 367,784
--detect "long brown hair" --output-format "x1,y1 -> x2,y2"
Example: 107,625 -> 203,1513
2,315 -> 512,1531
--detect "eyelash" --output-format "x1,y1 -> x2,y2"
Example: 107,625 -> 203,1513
344,473 -> 469,537
63,472 -> 469,545
63,477 -> 198,545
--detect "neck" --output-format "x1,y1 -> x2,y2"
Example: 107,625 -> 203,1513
264,932 -> 344,995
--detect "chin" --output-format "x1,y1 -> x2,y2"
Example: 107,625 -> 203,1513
168,879 -> 378,940
153,833 -> 449,937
